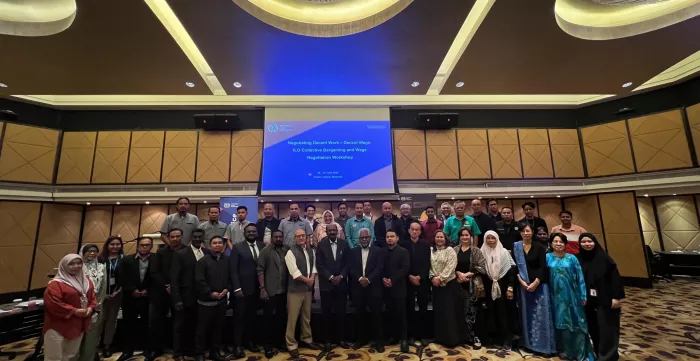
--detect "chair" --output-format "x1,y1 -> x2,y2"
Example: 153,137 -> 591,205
646,245 -> 672,282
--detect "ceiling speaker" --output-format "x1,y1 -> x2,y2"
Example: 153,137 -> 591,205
194,113 -> 241,131
416,112 -> 457,130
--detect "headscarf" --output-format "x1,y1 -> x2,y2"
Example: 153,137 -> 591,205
52,253 -> 90,308
480,230 -> 515,300
577,233 -> 615,288
315,210 -> 345,241
82,244 -> 105,301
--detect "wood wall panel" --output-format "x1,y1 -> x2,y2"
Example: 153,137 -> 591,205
162,131 -> 197,183
687,103 -> 700,162
537,199 -> 562,231
230,130 -> 263,182
31,204 -> 83,289
56,132 -> 96,184
393,130 -> 427,180
564,195 -> 604,247
548,129 -> 584,178
518,129 -> 553,178
91,131 -> 130,184
655,196 -> 700,252
598,192 -> 647,278
0,202 -> 41,293
488,129 -> 522,178
140,205 -> 168,235
0,124 -> 59,183
426,130 -> 459,179
111,206 -> 141,254
127,131 -> 164,183
82,206 -> 113,252
628,110 -> 692,172
457,129 -> 491,179
196,131 -> 231,182
637,197 -> 661,252
581,121 -> 635,177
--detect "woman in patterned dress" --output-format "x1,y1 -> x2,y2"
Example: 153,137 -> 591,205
452,227 -> 487,349
430,229 -> 462,347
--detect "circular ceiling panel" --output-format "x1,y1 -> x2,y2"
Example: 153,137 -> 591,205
0,0 -> 76,37
555,0 -> 700,40
231,0 -> 414,37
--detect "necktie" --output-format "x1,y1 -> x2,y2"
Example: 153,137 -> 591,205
251,243 -> 258,261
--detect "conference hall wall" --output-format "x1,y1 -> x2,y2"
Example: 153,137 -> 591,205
638,194 -> 700,253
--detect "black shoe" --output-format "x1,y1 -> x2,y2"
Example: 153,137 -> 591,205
351,341 -> 366,350
142,352 -> 156,361
209,352 -> 226,361
289,349 -> 300,359
323,343 -> 332,352
232,346 -> 245,359
374,344 -> 385,353
299,341 -> 322,350
194,356 -> 204,361
400,340 -> 409,353
245,342 -> 261,353
407,337 -> 415,345
338,341 -> 351,349
103,348 -> 112,359
116,353 -> 133,361
264,348 -> 277,359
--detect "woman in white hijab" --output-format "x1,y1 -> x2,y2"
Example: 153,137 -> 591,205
480,230 -> 517,350
43,254 -> 97,361
314,210 -> 345,242
74,244 -> 107,361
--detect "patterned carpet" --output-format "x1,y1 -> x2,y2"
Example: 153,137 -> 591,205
2,279 -> 699,361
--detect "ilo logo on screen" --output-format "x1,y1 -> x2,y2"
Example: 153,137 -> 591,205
267,123 -> 292,133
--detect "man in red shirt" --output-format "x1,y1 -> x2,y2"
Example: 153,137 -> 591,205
420,206 -> 443,247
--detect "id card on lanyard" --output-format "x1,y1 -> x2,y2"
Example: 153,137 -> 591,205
109,258 -> 118,286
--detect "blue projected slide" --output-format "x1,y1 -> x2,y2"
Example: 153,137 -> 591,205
260,119 -> 396,195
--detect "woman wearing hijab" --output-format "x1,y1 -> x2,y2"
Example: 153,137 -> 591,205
480,230 -> 516,350
97,236 -> 123,357
43,254 -> 97,361
513,224 -> 556,355
547,233 -> 594,361
74,245 -> 107,361
314,210 -> 345,243
452,227 -> 486,349
577,233 -> 624,361
429,229 -> 462,347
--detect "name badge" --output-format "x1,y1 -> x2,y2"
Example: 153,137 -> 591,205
590,289 -> 597,297
109,277 -> 116,286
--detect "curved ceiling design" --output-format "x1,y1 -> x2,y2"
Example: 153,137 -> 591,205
555,0 -> 700,40
0,0 -> 76,37
231,0 -> 413,37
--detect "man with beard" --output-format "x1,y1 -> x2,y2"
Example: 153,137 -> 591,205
373,202 -> 404,248
194,237 -> 229,361
349,228 -> 384,352
161,197 -> 199,247
335,203 -> 350,231
495,207 -> 521,252
198,206 -> 227,249
382,230 -> 410,352
256,203 -> 280,246
257,230 -> 289,358
316,224 -> 350,351
399,222 -> 430,346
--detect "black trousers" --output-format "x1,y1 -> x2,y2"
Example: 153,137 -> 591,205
262,293 -> 287,349
233,293 -> 260,347
148,294 -> 172,353
196,302 -> 227,355
384,295 -> 407,341
121,296 -> 150,355
173,304 -> 198,356
353,290 -> 383,345
483,296 -> 513,346
406,280 -> 429,339
320,287 -> 348,343
586,302 -> 621,361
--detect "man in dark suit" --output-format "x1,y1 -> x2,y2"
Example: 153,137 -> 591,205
195,236 -> 229,361
256,203 -> 281,245
229,224 -> 265,358
349,228 -> 385,352
117,237 -> 154,361
316,224 -> 349,351
147,229 -> 185,360
171,229 -> 209,361
373,202 -> 405,247
399,222 -> 431,346
382,230 -> 410,353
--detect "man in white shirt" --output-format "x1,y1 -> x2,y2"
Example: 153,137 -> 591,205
224,206 -> 252,252
284,230 -> 322,357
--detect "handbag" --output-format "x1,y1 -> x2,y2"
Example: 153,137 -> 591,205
472,274 -> 486,299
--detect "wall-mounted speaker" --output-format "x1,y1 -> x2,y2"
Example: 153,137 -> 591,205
194,113 -> 241,131
416,112 -> 458,130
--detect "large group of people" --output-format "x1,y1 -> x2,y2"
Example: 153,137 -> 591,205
41,198 -> 625,361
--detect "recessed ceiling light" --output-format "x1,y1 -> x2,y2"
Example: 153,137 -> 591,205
233,82 -> 242,88
451,197 -> 455,200
342,199 -> 346,201
116,201 -> 121,205
411,81 -> 420,88
556,195 -> 561,198
673,193 -> 677,196
643,194 -> 649,197
314,199 -> 319,202
622,82 -> 633,88
203,200 -> 207,204
86,202 -> 91,205
288,199 -> 292,202
185,81 -> 195,88
260,199 -> 264,203
505,196 -> 509,199
145,201 -> 151,204
456,81 -> 464,88
0,83 -> 7,88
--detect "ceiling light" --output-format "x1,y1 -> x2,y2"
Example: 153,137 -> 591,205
0,83 -> 7,88
185,81 -> 195,88
203,200 -> 207,204
556,195 -> 561,198
411,81 -> 420,88
260,199 -> 264,203
314,199 -> 319,202
145,201 -> 151,204
530,195 -> 534,198
622,82 -> 633,88
288,200 -> 292,202
673,193 -> 677,196
451,197 -> 455,200
643,194 -> 648,197
456,81 -> 464,88
86,202 -> 91,205
505,196 -> 509,199
233,82 -> 242,88
116,202 -> 121,205
342,199 -> 346,201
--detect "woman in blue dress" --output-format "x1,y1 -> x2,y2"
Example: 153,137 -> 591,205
546,232 -> 595,361
513,224 -> 556,355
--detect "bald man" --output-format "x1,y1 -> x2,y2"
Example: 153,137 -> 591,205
373,202 -> 404,248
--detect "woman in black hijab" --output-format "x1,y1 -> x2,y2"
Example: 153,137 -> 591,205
576,233 -> 624,361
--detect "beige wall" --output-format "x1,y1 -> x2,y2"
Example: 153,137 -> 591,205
599,192 -> 648,278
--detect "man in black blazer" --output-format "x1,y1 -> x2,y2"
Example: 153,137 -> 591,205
229,224 -> 265,358
373,202 -> 405,248
171,229 -> 209,361
316,224 -> 349,351
349,228 -> 385,352
256,203 -> 281,245
399,222 -> 431,346
117,237 -> 154,361
382,230 -> 410,353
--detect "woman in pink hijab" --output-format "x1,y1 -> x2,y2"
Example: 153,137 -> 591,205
314,210 -> 345,242
42,254 -> 97,361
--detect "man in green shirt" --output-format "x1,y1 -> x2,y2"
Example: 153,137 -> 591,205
443,200 -> 481,246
